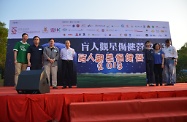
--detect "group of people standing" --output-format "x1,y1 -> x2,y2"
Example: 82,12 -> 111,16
13,33 -> 75,89
143,39 -> 178,86
13,33 -> 178,89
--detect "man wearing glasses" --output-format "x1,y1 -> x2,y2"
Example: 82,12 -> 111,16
27,36 -> 43,70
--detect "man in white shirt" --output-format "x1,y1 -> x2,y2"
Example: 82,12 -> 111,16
60,40 -> 75,88
162,39 -> 178,85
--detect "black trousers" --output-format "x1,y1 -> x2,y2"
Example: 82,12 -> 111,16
30,64 -> 43,70
146,60 -> 154,84
154,64 -> 163,86
62,60 -> 74,86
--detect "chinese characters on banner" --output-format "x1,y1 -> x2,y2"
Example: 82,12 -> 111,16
81,42 -> 145,52
78,42 -> 146,71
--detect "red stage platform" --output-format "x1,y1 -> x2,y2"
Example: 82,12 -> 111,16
0,83 -> 187,122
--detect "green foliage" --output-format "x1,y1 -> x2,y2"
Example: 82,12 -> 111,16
0,22 -> 8,79
176,42 -> 187,82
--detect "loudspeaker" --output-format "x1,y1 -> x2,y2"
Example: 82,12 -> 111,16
16,69 -> 50,94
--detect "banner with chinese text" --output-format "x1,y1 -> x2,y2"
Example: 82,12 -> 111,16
5,19 -> 170,87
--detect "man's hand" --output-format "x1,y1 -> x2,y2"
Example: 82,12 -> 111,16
14,60 -> 17,64
49,59 -> 54,63
51,59 -> 55,63
28,62 -> 31,67
174,61 -> 177,66
161,64 -> 164,68
48,58 -> 52,63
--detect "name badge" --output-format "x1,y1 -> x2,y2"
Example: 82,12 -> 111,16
54,50 -> 57,52
39,48 -> 42,50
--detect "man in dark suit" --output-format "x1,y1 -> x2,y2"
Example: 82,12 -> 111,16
27,36 -> 43,70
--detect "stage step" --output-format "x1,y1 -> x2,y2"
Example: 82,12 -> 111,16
70,97 -> 187,122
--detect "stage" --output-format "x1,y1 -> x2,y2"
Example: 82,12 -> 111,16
0,83 -> 187,122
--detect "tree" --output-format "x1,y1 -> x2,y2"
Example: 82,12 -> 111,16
0,22 -> 8,79
176,42 -> 187,82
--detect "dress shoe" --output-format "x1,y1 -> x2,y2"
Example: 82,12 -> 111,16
53,86 -> 58,89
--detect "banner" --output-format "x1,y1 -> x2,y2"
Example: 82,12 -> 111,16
8,19 -> 170,39
5,19 -> 171,87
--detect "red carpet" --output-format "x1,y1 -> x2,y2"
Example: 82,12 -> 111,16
70,97 -> 187,122
0,83 -> 187,122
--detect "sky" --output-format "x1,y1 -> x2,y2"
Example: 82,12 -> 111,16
0,0 -> 187,49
